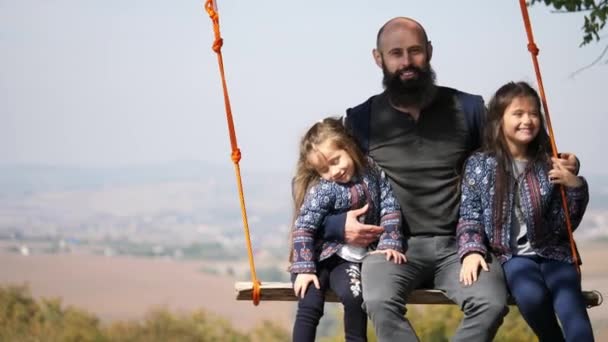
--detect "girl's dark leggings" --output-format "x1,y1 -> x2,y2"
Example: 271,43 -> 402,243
503,255 -> 594,342
292,255 -> 367,342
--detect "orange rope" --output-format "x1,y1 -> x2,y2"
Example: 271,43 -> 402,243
204,0 -> 261,304
518,0 -> 580,273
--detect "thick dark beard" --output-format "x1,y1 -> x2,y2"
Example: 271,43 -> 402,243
382,62 -> 438,109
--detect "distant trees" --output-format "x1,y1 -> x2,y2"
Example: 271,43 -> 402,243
0,283 -> 540,341
530,0 -> 608,75
0,284 -> 105,341
104,309 -> 250,342
318,304 -> 537,342
0,284 -> 288,342
407,305 -> 537,342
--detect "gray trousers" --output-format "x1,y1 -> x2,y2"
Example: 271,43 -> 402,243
361,235 -> 508,342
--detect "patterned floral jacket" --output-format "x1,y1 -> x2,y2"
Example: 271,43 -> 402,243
290,158 -> 402,274
457,152 -> 589,264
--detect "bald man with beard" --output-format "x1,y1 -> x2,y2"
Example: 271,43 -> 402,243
320,17 -> 581,341
322,17 -> 509,341
319,16 -> 583,341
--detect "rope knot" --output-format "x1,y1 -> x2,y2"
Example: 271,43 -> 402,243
231,149 -> 242,163
527,43 -> 539,55
212,38 -> 223,53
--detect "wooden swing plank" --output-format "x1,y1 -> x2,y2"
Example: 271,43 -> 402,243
235,282 -> 603,307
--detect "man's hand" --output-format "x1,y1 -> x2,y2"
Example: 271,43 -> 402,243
552,152 -> 578,174
459,253 -> 488,286
293,273 -> 320,298
344,204 -> 384,247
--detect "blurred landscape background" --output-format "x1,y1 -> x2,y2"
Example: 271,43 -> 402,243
3,0 -> 608,340
1,163 -> 607,340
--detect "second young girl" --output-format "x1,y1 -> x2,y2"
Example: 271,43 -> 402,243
290,117 -> 406,342
457,81 -> 594,341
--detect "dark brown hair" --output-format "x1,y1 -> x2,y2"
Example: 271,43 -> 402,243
483,81 -> 550,232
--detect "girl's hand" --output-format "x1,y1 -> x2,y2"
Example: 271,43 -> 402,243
459,253 -> 488,286
549,161 -> 583,188
369,249 -> 407,264
552,153 -> 578,174
293,273 -> 320,298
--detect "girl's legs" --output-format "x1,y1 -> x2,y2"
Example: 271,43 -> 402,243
329,258 -> 367,342
541,258 -> 594,342
503,256 -> 564,342
292,264 -> 330,342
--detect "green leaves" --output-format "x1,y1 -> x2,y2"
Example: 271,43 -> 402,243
530,0 -> 608,46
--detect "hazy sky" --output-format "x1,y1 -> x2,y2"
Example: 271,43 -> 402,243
2,0 -> 607,175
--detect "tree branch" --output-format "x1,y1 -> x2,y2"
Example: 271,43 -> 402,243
549,9 -> 593,13
569,43 -> 608,78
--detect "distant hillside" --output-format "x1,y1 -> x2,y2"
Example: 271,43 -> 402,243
0,163 -> 605,247
0,162 -> 294,256
0,161 -> 238,195
1,162 -> 606,207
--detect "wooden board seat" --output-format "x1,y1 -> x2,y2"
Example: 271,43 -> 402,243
235,282 -> 603,307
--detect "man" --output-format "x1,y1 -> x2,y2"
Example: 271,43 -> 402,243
322,17 -> 578,341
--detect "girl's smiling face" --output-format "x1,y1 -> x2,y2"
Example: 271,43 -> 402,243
501,95 -> 541,158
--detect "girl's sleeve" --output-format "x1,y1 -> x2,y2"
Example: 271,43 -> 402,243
291,182 -> 336,274
295,178 -> 344,243
374,163 -> 404,253
321,213 -> 346,243
549,176 -> 590,235
456,155 -> 488,260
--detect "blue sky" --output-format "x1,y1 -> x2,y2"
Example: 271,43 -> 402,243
2,0 -> 607,175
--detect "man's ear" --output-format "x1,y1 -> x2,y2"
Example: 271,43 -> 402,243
426,41 -> 433,62
372,48 -> 383,69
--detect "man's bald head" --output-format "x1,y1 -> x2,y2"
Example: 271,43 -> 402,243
376,17 -> 429,50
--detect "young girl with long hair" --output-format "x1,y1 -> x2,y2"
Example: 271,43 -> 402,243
457,81 -> 594,341
290,117 -> 405,342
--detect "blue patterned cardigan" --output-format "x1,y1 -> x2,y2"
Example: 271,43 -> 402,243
290,157 -> 403,274
457,152 -> 589,264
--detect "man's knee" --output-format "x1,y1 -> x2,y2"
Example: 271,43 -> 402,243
485,298 -> 509,318
465,294 -> 509,320
467,262 -> 508,318
362,295 -> 385,315
361,253 -> 390,278
363,294 -> 406,318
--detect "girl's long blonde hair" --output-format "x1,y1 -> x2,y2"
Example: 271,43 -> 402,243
288,117 -> 367,263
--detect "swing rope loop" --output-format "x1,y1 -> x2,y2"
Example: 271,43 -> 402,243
519,0 -> 580,273
205,0 -> 260,305
204,1 -> 223,53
